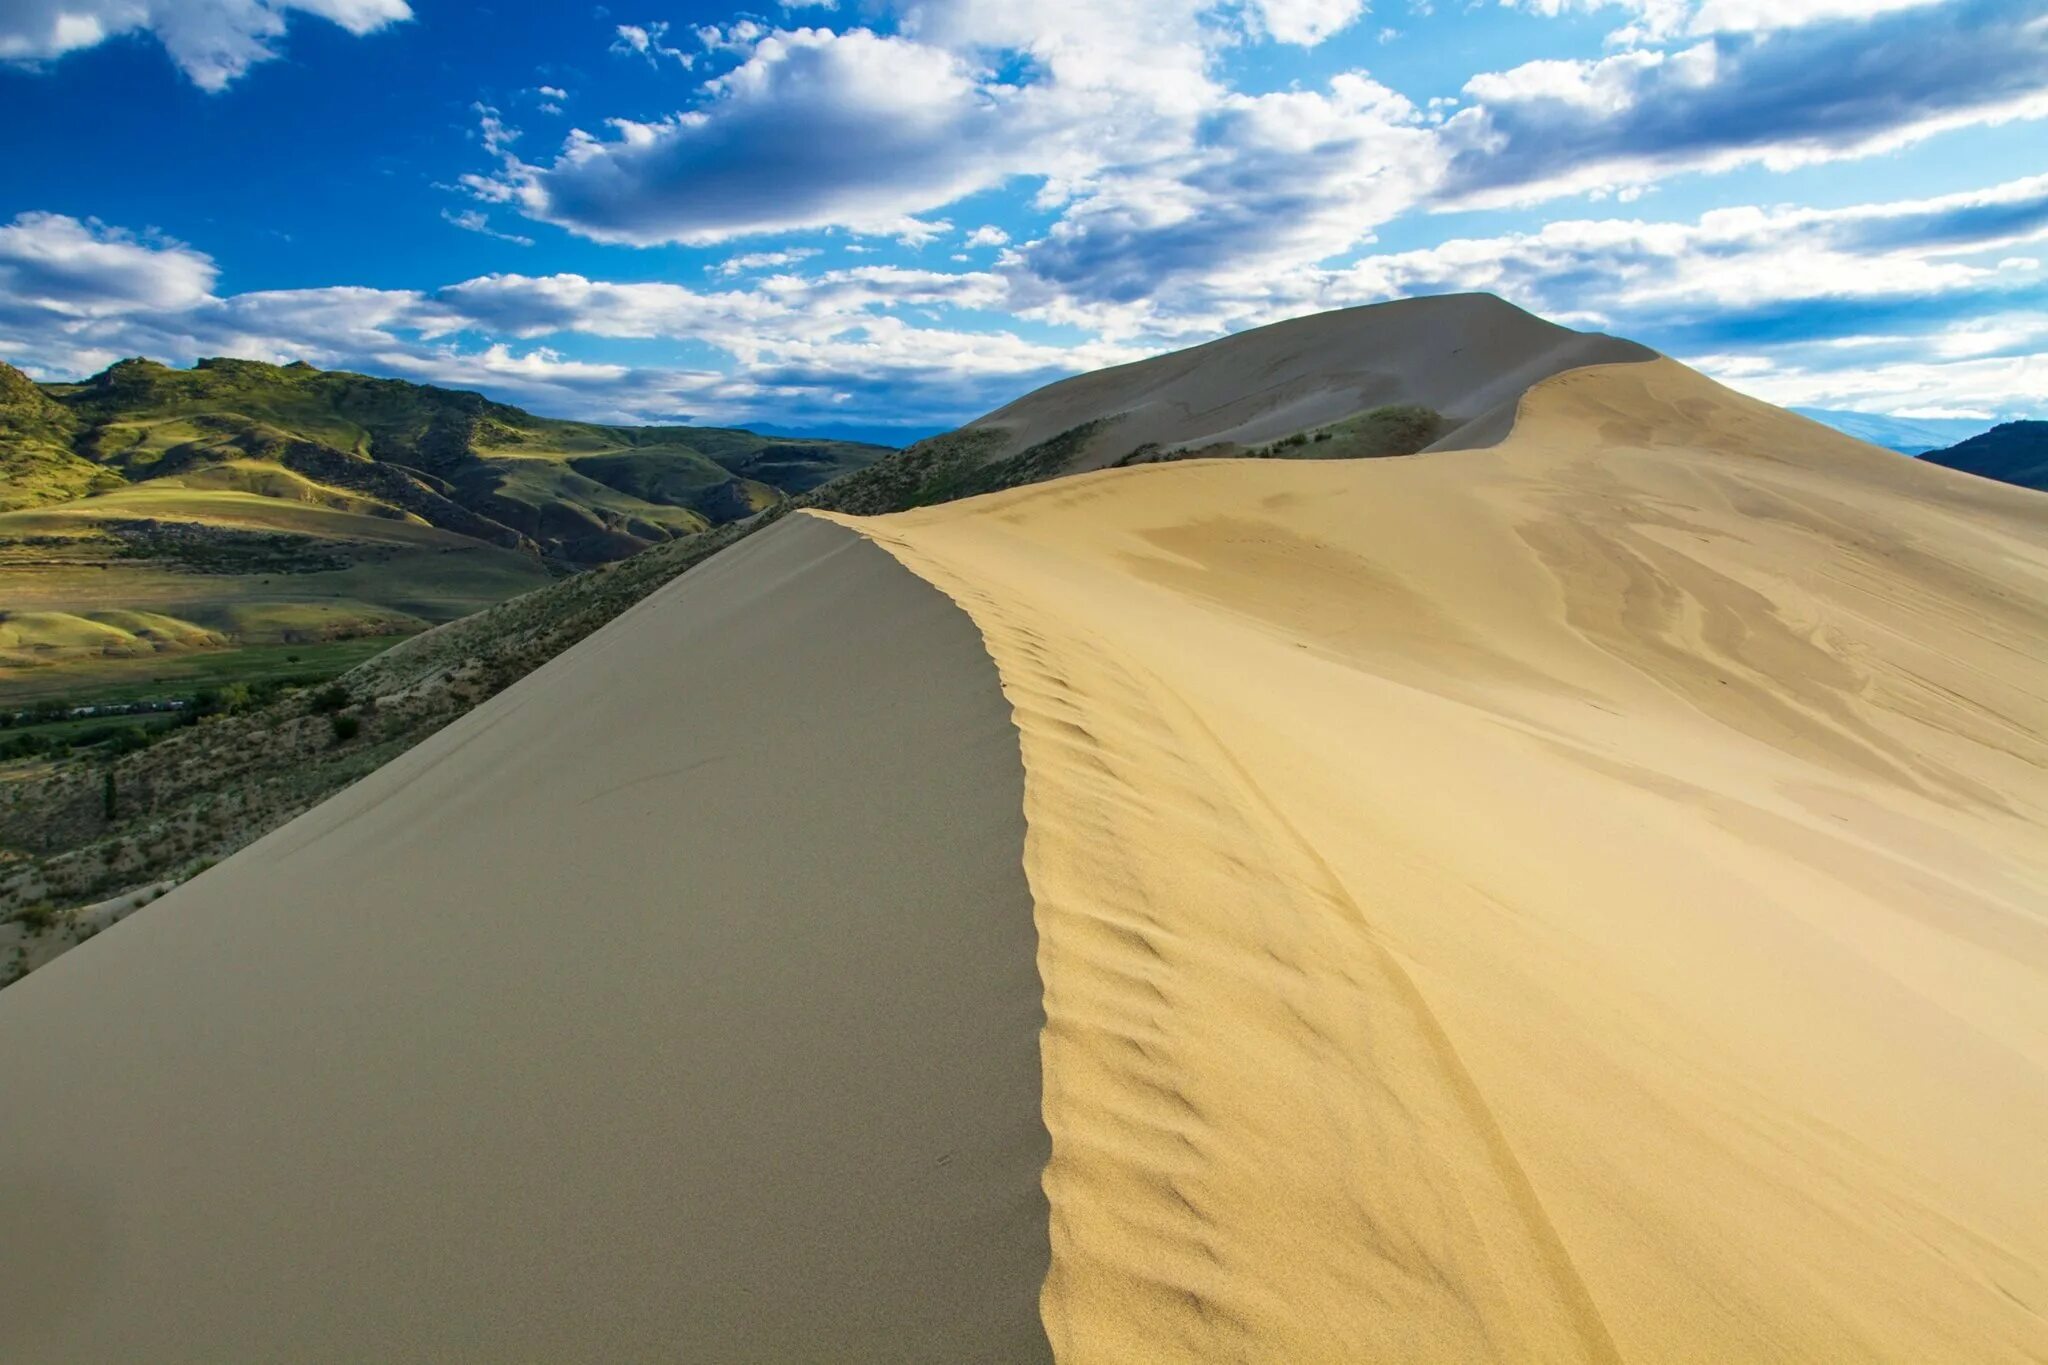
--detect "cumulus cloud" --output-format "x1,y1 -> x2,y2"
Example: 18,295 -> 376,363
0,0 -> 410,90
483,27 -> 1034,245
459,0 -> 2048,358
1240,0 -> 1369,44
0,212 -> 217,316
1441,1 -> 2048,205
1010,74 -> 1443,312
465,0 -> 1345,249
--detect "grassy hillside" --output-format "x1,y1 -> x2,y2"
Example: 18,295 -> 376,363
1923,420 -> 2048,493
0,355 -> 888,689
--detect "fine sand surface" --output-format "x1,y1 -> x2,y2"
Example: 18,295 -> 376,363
0,515 -> 1051,1361
965,293 -> 1653,465
823,357 -> 2048,1361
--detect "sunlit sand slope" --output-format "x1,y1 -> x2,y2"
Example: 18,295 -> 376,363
0,516 -> 1050,1361
824,358 -> 2048,1362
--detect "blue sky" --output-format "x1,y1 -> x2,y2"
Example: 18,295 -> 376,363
2,0 -> 2045,442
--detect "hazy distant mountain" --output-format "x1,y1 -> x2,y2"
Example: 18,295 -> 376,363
1793,408 -> 1996,455
1921,421 -> 2048,493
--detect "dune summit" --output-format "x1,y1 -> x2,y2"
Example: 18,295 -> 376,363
962,292 -> 1655,466
3,298 -> 2047,1360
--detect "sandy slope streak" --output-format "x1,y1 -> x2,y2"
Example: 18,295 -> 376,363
821,357 -> 2048,1362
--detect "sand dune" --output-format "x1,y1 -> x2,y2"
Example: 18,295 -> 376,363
4,326 -> 2047,1359
825,357 -> 2048,1360
0,516 -> 1050,1360
965,293 -> 1653,466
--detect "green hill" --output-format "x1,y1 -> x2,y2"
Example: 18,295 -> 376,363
1922,421 -> 2048,493
0,356 -> 888,682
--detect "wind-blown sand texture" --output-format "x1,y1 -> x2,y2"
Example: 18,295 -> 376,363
4,313 -> 2047,1360
825,356 -> 2048,1361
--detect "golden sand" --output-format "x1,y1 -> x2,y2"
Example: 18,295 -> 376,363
823,358 -> 2048,1361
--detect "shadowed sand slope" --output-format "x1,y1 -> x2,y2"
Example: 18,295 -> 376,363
0,516 -> 1050,1361
965,293 -> 1653,464
824,357 -> 2048,1361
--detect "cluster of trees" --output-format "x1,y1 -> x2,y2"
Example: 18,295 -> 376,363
0,676 -> 356,764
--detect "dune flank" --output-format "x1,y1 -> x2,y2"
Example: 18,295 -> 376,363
821,357 -> 2048,1360
0,516 -> 1050,1361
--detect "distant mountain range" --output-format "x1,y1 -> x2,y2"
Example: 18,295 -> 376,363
0,356 -> 886,670
1921,421 -> 2048,493
1793,408 -> 1999,455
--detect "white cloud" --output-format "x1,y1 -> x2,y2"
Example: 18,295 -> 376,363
1442,3 -> 2048,207
455,0 -> 2047,367
484,27 -> 1040,245
712,248 -> 821,275
0,206 -> 1139,428
965,225 -> 1010,247
0,0 -> 409,90
1009,73 -> 1444,320
1241,0 -> 1369,45
610,20 -> 692,67
1702,347 -> 2048,417
1296,176 -> 2048,329
0,212 -> 216,316
441,209 -> 535,247
1500,0 -> 1942,42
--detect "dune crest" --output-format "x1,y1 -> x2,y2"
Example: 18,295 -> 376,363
962,293 -> 1654,467
821,356 -> 2048,1360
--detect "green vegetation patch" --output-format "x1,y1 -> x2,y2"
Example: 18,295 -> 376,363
0,635 -> 409,709
1273,404 -> 1448,459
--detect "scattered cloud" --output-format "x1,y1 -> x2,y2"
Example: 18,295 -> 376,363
0,0 -> 411,90
1441,3 -> 2048,206
441,208 -> 536,247
610,20 -> 692,67
1501,0 -> 1950,43
712,248 -> 821,275
0,213 -> 1131,428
